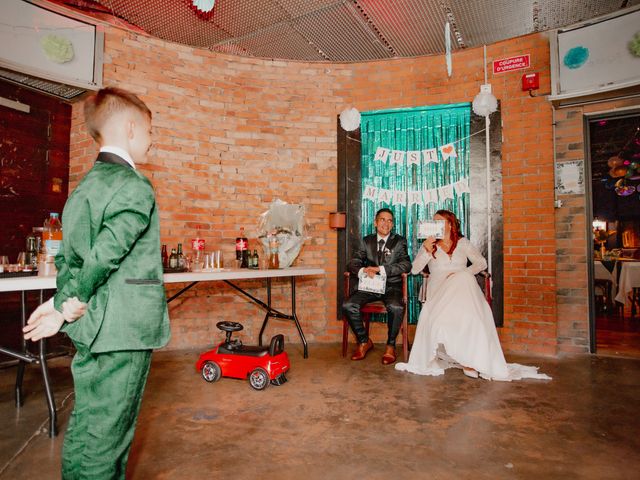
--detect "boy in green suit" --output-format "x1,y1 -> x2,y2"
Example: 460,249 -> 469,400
24,87 -> 170,479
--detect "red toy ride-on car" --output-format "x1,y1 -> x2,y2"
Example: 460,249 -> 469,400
196,321 -> 290,390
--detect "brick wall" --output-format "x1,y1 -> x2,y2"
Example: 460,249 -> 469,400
69,25 -> 561,355
554,96 -> 640,354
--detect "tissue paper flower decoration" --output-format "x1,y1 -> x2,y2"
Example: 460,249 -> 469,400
339,107 -> 361,132
40,35 -> 74,64
563,46 -> 589,69
188,0 -> 215,19
629,32 -> 640,58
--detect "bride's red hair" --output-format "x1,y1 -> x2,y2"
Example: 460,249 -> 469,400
434,209 -> 463,255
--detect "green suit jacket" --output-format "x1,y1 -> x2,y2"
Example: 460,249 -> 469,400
54,152 -> 170,353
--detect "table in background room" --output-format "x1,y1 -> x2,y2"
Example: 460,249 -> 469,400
614,261 -> 640,315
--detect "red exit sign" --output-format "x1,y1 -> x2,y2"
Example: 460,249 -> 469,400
493,54 -> 530,74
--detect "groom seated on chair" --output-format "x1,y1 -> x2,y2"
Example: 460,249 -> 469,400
342,208 -> 412,364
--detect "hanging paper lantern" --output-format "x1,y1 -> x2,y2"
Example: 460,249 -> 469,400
609,165 -> 628,178
616,184 -> 636,196
472,84 -> 498,117
339,107 -> 361,132
187,0 -> 215,20
608,156 -> 624,168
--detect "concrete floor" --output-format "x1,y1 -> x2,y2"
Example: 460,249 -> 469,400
1,344 -> 639,480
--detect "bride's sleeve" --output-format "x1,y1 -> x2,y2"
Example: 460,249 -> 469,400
465,239 -> 487,275
411,247 -> 431,275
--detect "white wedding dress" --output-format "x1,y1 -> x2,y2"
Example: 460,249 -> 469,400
395,238 -> 550,381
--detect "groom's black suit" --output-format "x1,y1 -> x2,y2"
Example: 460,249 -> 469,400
342,232 -> 411,346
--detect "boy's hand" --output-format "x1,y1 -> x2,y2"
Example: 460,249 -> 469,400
61,297 -> 87,322
23,298 -> 65,341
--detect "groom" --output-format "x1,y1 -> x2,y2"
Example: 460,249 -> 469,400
342,208 -> 411,364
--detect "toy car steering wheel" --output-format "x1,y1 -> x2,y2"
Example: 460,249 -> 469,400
217,321 -> 244,348
216,321 -> 243,332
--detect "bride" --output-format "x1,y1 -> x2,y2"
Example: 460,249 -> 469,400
395,210 -> 550,381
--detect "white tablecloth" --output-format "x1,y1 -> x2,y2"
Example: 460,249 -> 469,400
594,260 -> 616,296
614,262 -> 640,306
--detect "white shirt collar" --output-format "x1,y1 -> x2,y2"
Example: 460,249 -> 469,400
99,146 -> 136,169
377,233 -> 390,244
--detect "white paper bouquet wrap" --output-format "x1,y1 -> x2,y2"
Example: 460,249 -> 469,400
358,269 -> 387,294
257,199 -> 308,268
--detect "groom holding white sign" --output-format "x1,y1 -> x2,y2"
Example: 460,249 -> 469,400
342,208 -> 411,364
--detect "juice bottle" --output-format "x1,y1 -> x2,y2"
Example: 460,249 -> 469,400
43,212 -> 62,261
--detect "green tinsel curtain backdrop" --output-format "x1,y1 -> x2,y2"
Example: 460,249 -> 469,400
360,103 -> 471,325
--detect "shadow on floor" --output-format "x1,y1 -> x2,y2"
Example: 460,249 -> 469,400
1,344 -> 639,479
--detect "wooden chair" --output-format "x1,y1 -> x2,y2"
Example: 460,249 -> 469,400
341,272 -> 409,362
594,279 -> 614,314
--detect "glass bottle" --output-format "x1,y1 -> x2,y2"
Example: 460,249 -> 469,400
161,245 -> 168,268
26,234 -> 39,269
177,243 -> 185,269
169,248 -> 178,269
191,225 -> 205,271
251,249 -> 259,269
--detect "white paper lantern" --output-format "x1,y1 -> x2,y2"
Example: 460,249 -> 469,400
339,107 -> 361,131
472,84 -> 498,117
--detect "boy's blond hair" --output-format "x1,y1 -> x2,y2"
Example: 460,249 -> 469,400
84,87 -> 151,143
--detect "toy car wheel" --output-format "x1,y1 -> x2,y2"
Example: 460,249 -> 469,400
201,361 -> 222,383
248,368 -> 269,390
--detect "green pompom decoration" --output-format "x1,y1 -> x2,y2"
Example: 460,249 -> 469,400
630,32 -> 640,58
40,34 -> 74,64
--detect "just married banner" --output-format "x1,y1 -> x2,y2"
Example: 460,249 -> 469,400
373,143 -> 458,166
363,177 -> 470,206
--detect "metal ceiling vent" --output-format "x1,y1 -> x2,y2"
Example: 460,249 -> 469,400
0,67 -> 87,101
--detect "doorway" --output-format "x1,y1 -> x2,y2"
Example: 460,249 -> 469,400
588,111 -> 640,358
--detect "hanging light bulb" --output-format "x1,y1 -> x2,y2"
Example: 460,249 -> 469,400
472,84 -> 498,117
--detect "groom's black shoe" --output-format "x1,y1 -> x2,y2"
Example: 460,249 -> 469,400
382,345 -> 396,365
351,339 -> 374,360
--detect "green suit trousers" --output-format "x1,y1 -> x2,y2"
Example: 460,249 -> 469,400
62,343 -> 152,480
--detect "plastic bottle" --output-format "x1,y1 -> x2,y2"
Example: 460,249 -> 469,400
236,228 -> 247,259
268,238 -> 279,269
43,212 -> 62,260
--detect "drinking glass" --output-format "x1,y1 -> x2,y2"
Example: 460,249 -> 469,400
17,252 -> 26,267
0,255 -> 8,265
203,253 -> 212,271
214,250 -> 223,269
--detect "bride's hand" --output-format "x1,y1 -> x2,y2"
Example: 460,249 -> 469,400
422,237 -> 436,253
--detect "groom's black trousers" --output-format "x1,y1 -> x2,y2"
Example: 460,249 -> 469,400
342,285 -> 404,346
